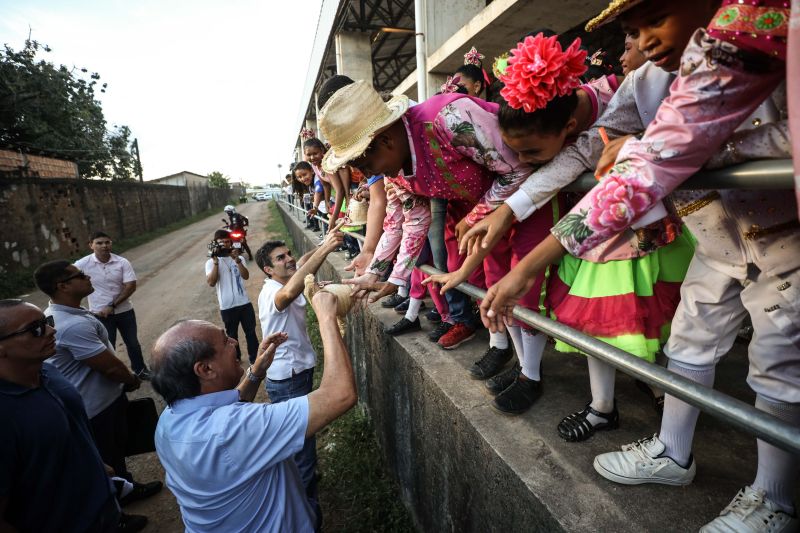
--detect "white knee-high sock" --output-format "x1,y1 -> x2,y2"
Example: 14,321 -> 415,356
507,326 -> 523,368
752,395 -> 800,514
521,329 -> 546,381
588,357 -> 616,414
489,331 -> 509,350
398,285 -> 409,298
404,298 -> 423,321
650,351 -> 668,398
658,360 -> 716,466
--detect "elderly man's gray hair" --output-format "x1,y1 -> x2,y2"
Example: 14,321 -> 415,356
151,338 -> 216,406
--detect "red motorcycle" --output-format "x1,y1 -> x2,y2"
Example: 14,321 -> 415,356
222,218 -> 253,260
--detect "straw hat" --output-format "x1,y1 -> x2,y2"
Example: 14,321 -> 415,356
319,80 -> 409,173
343,197 -> 368,228
585,0 -> 643,32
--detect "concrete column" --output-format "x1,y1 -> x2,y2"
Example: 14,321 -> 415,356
423,0 -> 485,96
334,31 -> 374,84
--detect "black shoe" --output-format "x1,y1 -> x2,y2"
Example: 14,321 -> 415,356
385,317 -> 421,336
468,347 -> 513,380
135,368 -> 152,381
381,293 -> 407,308
394,299 -> 425,314
119,481 -> 163,507
557,401 -> 619,442
117,513 -> 147,533
428,321 -> 453,342
492,376 -> 542,415
485,363 -> 521,396
426,308 -> 442,323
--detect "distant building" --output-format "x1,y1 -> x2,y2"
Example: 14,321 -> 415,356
149,171 -> 209,187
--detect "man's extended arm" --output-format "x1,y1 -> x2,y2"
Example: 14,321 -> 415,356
83,349 -> 140,390
273,231 -> 344,311
305,292 -> 357,437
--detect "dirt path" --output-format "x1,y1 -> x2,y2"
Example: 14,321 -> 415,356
24,200 -> 278,531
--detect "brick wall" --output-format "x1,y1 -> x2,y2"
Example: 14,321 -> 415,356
0,177 -> 235,275
0,149 -> 79,178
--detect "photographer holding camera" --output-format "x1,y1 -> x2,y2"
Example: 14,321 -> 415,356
205,229 -> 259,364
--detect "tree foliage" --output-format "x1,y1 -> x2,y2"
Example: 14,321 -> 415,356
207,170 -> 230,188
0,38 -> 137,179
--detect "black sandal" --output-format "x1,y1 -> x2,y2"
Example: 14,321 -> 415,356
557,402 -> 619,442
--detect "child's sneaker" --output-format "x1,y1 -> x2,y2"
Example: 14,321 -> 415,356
437,323 -> 476,350
593,434 -> 696,486
700,486 -> 798,533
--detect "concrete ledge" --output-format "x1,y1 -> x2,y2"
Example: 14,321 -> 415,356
277,203 -> 795,532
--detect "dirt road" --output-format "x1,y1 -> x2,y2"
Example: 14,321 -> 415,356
24,200 -> 279,531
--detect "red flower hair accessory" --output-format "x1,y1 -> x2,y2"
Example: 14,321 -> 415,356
440,74 -> 462,94
463,46 -> 484,66
499,34 -> 588,113
300,128 -> 315,140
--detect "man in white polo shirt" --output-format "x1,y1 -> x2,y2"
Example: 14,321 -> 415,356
75,231 -> 150,379
255,229 -> 343,526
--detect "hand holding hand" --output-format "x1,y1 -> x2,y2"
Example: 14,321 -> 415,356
342,272 -> 380,300
459,204 -> 514,255
454,217 -> 471,244
124,375 -> 142,392
96,306 -> 114,318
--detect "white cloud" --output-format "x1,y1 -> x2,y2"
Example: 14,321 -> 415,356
1,0 -> 321,185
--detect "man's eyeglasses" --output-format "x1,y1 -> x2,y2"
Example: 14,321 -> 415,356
0,315 -> 55,342
59,270 -> 89,283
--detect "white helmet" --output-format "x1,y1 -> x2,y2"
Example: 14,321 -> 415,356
224,205 -> 235,213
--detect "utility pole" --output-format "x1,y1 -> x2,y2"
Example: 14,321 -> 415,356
277,163 -> 282,186
131,138 -> 143,182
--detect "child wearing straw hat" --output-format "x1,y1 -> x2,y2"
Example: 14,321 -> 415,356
319,79 -> 539,351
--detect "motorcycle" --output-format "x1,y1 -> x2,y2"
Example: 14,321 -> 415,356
222,218 -> 253,260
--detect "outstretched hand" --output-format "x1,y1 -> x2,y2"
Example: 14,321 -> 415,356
252,332 -> 288,376
342,272 -> 380,300
459,204 -> 514,255
344,250 -> 374,277
422,270 -> 466,294
479,269 -> 534,333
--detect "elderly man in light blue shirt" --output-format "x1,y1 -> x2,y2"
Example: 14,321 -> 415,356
151,290 -> 357,533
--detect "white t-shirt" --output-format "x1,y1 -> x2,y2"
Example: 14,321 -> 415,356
205,256 -> 251,311
257,278 -> 316,380
74,253 -> 136,314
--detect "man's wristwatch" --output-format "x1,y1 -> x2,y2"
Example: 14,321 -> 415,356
246,365 -> 265,383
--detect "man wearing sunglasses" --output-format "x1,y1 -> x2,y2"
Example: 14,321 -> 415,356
34,260 -> 163,510
0,299 -> 123,532
75,231 -> 151,380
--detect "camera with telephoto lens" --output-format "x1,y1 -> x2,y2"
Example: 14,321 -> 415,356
207,240 -> 242,258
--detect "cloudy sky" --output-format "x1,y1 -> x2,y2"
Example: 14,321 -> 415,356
1,0 -> 322,185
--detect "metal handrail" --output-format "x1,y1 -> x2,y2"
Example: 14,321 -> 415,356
273,194 -> 800,455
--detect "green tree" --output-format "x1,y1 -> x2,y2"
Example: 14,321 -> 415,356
207,171 -> 230,188
0,38 -> 137,179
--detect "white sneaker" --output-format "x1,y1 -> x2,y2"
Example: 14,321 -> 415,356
593,434 -> 696,486
700,486 -> 798,533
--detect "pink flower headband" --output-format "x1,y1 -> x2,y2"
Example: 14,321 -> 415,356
463,46 -> 484,66
300,128 -> 316,140
499,33 -> 587,113
440,74 -> 462,94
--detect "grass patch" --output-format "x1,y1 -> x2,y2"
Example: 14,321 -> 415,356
0,206 -> 225,299
267,201 -> 415,533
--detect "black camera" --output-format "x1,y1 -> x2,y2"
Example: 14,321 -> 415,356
208,241 -> 231,258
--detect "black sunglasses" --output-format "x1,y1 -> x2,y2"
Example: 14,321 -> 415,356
0,315 -> 55,342
59,270 -> 89,283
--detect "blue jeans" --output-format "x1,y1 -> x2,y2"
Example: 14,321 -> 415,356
97,309 -> 146,373
429,198 -> 474,326
265,368 -> 321,529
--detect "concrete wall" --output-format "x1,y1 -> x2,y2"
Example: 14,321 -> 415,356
0,177 -> 235,274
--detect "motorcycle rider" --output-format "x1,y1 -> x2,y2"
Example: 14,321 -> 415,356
223,205 -> 252,260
